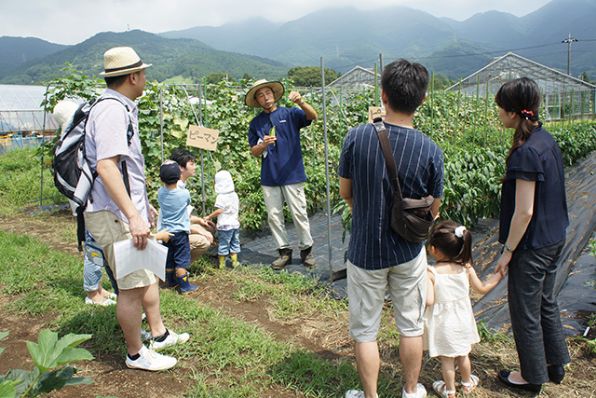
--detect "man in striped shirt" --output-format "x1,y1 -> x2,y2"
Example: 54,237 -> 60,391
339,59 -> 444,398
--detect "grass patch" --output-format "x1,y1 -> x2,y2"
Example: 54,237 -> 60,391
222,266 -> 348,322
0,148 -> 65,215
0,230 -> 372,397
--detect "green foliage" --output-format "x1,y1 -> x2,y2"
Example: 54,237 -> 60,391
26,330 -> 93,373
0,330 -> 93,398
287,66 -> 339,87
477,321 -> 509,344
39,67 -> 596,235
205,72 -> 231,84
0,148 -> 65,215
548,122 -> 596,166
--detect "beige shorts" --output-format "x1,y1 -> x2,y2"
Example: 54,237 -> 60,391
347,249 -> 427,342
84,210 -> 157,290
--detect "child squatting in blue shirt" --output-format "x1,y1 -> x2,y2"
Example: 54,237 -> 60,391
157,161 -> 199,294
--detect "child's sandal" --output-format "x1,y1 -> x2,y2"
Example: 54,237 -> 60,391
432,381 -> 456,398
461,375 -> 479,394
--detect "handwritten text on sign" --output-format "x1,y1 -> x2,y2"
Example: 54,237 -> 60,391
186,125 -> 220,151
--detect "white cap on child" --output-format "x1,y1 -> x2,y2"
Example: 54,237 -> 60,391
214,170 -> 235,194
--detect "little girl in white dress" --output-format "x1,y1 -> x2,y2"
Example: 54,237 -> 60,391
424,220 -> 503,398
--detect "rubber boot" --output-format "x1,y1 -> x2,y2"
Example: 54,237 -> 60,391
230,253 -> 240,268
218,255 -> 226,270
300,246 -> 316,268
176,271 -> 198,294
271,248 -> 292,270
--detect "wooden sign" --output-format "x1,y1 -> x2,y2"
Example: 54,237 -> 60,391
368,106 -> 386,123
186,125 -> 219,151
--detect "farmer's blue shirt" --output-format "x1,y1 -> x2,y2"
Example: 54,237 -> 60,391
338,122 -> 444,270
248,106 -> 311,186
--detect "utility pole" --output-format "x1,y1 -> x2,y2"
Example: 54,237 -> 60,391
561,33 -> 578,75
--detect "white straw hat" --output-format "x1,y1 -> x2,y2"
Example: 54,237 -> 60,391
244,79 -> 284,107
100,46 -> 152,77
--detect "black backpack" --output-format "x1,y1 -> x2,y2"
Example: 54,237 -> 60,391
52,96 -> 133,250
373,118 -> 435,243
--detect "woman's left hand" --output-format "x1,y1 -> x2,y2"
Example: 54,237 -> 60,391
495,251 -> 512,276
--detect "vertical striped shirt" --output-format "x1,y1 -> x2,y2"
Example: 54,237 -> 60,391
338,122 -> 444,270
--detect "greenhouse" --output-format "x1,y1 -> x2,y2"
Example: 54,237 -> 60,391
327,66 -> 376,90
0,84 -> 58,153
447,52 -> 596,120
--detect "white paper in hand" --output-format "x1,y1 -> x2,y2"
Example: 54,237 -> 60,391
112,239 -> 168,282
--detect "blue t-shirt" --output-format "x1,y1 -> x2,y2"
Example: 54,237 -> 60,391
338,122 -> 444,270
158,186 -> 191,233
499,126 -> 568,249
247,106 -> 312,186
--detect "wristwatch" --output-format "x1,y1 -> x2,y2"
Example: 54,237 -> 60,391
503,243 -> 515,253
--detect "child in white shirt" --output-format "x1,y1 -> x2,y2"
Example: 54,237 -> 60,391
205,170 -> 240,269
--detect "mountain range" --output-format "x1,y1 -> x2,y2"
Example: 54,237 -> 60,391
162,0 -> 596,78
1,0 -> 595,84
0,31 -> 287,84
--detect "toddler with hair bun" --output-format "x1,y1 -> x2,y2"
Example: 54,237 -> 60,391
424,220 -> 503,398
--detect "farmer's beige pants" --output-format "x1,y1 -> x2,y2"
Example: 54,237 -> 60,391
262,183 -> 313,251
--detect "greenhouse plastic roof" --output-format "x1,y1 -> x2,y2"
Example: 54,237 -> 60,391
447,52 -> 596,95
0,84 -> 58,133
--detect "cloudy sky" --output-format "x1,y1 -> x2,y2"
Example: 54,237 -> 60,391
2,0 -> 552,45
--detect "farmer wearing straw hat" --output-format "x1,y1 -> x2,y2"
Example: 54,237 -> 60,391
246,80 -> 318,270
84,46 -> 189,371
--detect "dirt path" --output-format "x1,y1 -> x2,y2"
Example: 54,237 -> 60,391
1,211 -> 595,398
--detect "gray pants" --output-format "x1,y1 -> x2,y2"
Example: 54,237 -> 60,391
508,241 -> 570,384
262,183 -> 313,251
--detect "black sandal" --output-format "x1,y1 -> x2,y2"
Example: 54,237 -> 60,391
497,370 -> 542,393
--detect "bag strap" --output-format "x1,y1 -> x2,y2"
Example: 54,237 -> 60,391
372,117 -> 404,203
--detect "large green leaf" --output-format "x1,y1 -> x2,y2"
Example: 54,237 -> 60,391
54,347 -> 94,367
3,368 -> 39,396
33,366 -> 92,395
0,380 -> 17,398
26,330 -> 93,372
27,329 -> 59,371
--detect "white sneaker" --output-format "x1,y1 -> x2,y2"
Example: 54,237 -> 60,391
345,390 -> 378,398
84,296 -> 116,306
402,383 -> 427,398
345,391 -> 364,398
125,345 -> 177,371
149,329 -> 190,351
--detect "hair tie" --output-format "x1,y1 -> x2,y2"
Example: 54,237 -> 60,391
519,109 -> 535,120
454,226 -> 466,238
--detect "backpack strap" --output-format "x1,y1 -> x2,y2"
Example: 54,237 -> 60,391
372,117 -> 404,204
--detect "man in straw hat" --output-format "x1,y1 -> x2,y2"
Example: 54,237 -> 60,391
246,80 -> 318,270
84,46 -> 189,371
